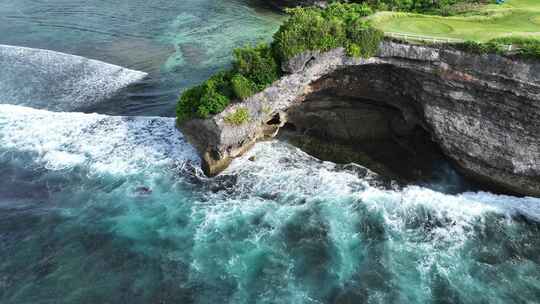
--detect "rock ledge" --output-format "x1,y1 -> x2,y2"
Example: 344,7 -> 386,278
178,41 -> 540,196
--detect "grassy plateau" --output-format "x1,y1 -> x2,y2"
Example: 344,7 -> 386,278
371,0 -> 540,42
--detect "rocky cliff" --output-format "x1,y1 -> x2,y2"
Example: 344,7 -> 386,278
178,41 -> 540,197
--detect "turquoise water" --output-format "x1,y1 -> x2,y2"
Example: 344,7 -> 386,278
1,105 -> 539,303
0,0 -> 282,116
1,1 -> 540,303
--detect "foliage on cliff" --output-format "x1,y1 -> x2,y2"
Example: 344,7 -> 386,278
357,0 -> 490,15
233,44 -> 281,90
489,37 -> 540,60
273,3 -> 383,60
176,71 -> 232,122
224,107 -> 250,125
176,2 -> 383,122
176,44 -> 280,121
452,38 -> 540,59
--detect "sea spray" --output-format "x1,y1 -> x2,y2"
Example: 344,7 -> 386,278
0,45 -> 147,111
1,107 -> 539,303
0,105 -> 198,174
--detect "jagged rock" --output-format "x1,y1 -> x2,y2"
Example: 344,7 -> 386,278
282,51 -> 320,74
178,41 -> 540,197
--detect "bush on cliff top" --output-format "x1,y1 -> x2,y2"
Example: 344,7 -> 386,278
176,71 -> 233,121
489,37 -> 540,60
177,44 -> 280,122
346,18 -> 385,58
233,43 -> 281,89
451,37 -> 540,59
176,2 -> 383,122
231,74 -> 256,99
272,3 -> 382,60
354,0 -> 490,15
451,40 -> 505,55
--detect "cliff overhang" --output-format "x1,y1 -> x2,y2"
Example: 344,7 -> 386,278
178,41 -> 540,197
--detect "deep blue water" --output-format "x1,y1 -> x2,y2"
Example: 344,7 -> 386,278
1,1 -> 540,303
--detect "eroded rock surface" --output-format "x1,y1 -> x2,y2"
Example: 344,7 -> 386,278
178,41 -> 540,196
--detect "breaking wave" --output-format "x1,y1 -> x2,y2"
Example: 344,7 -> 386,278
0,104 -> 197,174
0,105 -> 539,303
0,45 -> 147,111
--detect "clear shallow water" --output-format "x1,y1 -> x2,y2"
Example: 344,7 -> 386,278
1,106 -> 540,303
0,0 -> 282,116
1,0 -> 540,303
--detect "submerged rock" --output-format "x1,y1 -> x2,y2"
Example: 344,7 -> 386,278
135,186 -> 153,196
178,41 -> 540,197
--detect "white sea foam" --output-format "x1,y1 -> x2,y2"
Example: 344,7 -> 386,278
0,104 -> 198,175
3,111 -> 525,303
0,44 -> 147,111
2,104 -> 536,220
219,140 -> 540,276
225,141 -> 540,221
1,103 -> 538,226
195,141 -> 540,302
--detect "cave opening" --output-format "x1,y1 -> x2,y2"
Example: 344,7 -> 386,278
279,89 -> 479,193
266,112 -> 283,126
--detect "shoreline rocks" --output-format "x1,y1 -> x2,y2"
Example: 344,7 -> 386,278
178,41 -> 540,197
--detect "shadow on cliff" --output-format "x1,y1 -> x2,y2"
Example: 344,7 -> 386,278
279,90 -> 490,195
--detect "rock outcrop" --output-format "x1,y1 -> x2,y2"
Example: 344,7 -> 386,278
178,41 -> 540,196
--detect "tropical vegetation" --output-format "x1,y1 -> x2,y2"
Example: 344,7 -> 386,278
177,0 -> 540,123
176,3 -> 383,122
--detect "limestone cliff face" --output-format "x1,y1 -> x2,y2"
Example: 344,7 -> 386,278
178,41 -> 540,196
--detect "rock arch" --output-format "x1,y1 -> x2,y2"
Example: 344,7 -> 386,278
179,42 -> 540,196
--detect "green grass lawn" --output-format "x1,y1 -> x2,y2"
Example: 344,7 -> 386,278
371,0 -> 540,42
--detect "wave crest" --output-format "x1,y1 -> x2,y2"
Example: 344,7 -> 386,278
0,44 -> 147,111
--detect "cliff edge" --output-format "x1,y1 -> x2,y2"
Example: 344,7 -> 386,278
178,41 -> 540,196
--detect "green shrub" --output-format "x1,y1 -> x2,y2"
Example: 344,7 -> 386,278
233,43 -> 280,89
177,42 -> 284,122
176,71 -> 234,122
273,9 -> 330,61
451,38 -> 540,59
273,2 -> 380,60
518,44 -> 540,59
490,37 -> 540,59
323,2 -> 374,21
206,70 -> 235,99
177,2 -> 386,122
231,74 -> 256,99
359,0 -> 489,14
452,40 -> 504,55
346,43 -> 362,57
197,88 -> 229,118
176,85 -> 203,122
224,107 -> 250,125
346,19 -> 384,57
